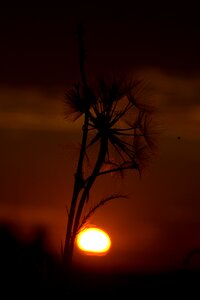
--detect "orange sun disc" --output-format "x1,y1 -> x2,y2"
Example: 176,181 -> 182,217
76,227 -> 111,255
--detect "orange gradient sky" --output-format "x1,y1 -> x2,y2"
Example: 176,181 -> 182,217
0,3 -> 200,273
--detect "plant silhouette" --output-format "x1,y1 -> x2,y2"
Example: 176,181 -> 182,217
63,23 -> 157,268
183,248 -> 200,267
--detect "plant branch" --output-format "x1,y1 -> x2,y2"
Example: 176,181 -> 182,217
84,163 -> 139,182
71,138 -> 108,238
78,194 -> 128,232
63,23 -> 90,263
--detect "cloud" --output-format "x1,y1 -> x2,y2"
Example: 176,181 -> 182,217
1,70 -> 200,139
0,87 -> 82,131
137,68 -> 200,107
135,68 -> 200,140
188,105 -> 200,123
0,111 -> 72,131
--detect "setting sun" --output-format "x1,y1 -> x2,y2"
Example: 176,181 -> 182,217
76,227 -> 111,255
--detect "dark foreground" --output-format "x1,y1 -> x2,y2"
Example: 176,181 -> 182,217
0,223 -> 199,298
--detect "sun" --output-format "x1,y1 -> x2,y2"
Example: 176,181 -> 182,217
76,227 -> 111,255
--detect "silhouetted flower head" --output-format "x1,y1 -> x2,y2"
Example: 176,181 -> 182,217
65,77 -> 157,175
64,84 -> 96,121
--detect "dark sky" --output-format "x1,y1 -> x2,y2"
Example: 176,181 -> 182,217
0,2 -> 200,272
1,2 -> 200,86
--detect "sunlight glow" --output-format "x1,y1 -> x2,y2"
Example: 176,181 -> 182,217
76,227 -> 111,255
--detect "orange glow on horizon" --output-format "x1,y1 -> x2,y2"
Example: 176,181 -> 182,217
76,227 -> 111,255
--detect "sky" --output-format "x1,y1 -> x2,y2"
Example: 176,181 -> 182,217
0,2 -> 200,273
